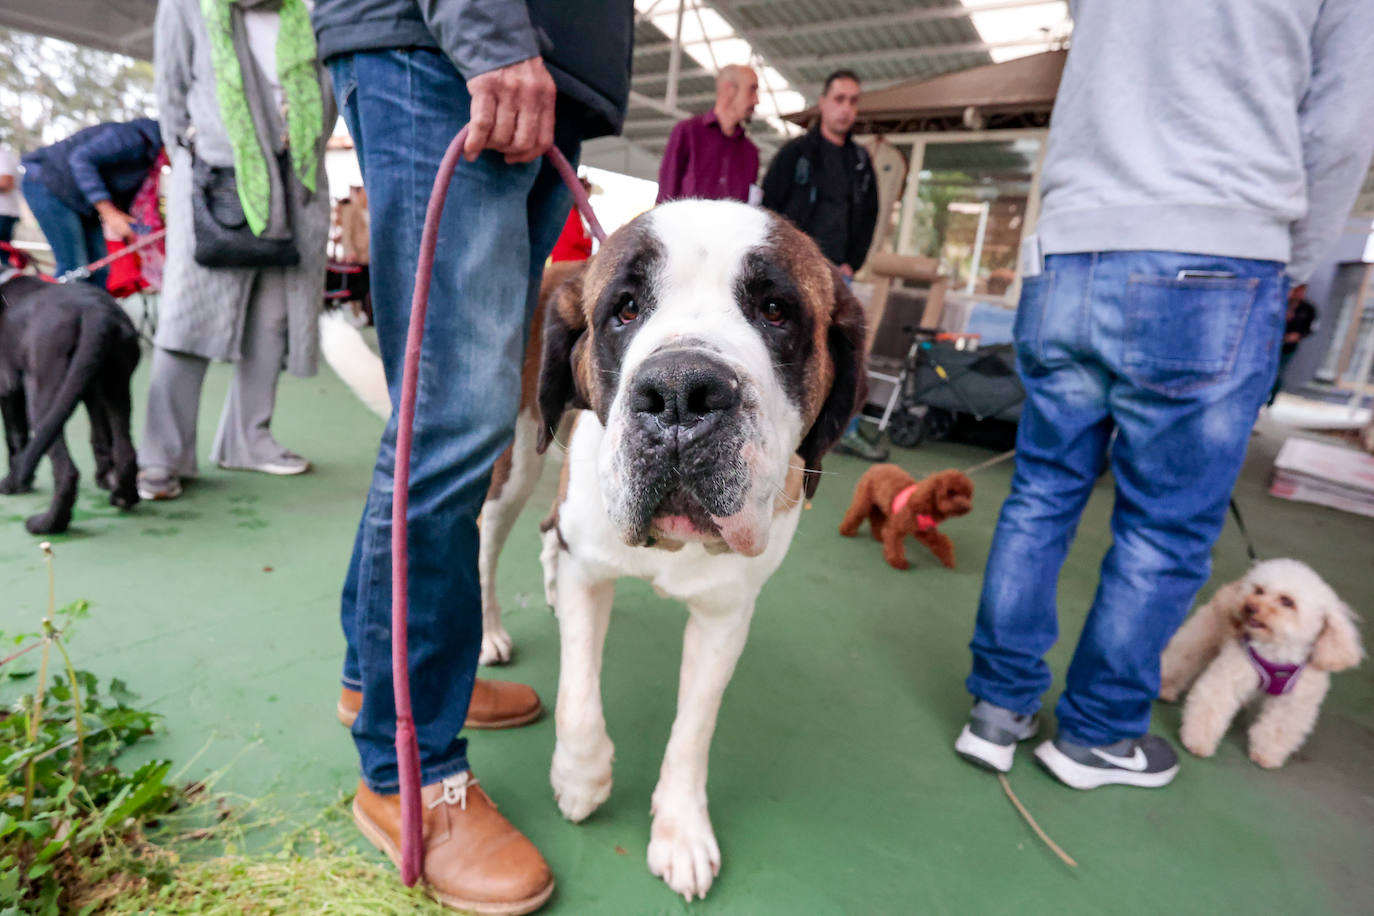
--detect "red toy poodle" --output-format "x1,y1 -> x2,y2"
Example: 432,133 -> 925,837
839,465 -> 974,569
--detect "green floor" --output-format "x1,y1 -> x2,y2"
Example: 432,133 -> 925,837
1,351 -> 1371,915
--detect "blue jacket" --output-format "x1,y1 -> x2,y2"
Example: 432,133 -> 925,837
22,118 -> 163,217
312,1 -> 632,140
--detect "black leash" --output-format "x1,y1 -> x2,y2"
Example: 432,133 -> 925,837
1229,497 -> 1259,563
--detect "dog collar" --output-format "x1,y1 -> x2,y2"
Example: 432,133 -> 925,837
1243,638 -> 1304,696
890,485 -> 938,531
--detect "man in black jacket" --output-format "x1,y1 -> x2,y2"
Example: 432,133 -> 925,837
762,70 -> 883,459
310,3 -> 632,912
761,70 -> 878,278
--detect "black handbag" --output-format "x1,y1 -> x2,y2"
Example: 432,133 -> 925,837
191,152 -> 300,269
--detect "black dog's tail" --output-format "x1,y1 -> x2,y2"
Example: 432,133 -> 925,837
8,313 -> 115,485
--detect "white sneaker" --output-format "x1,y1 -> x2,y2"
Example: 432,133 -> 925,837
1033,735 -> 1180,790
136,468 -> 183,500
218,451 -> 311,476
954,700 -> 1041,773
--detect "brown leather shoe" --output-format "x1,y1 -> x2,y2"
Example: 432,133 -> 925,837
338,687 -> 362,727
353,773 -> 554,915
466,678 -> 543,729
337,679 -> 542,730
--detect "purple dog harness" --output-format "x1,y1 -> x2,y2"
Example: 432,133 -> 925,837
1244,638 -> 1305,696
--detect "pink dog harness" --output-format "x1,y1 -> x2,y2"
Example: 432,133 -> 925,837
1244,638 -> 1304,696
891,484 -> 938,531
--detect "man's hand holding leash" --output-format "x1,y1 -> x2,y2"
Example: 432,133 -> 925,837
464,56 -> 557,164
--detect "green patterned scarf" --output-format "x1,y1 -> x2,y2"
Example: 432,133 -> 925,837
201,0 -> 323,236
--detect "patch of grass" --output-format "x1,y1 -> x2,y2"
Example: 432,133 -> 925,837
4,544 -> 452,916
2,544 -> 183,915
71,795 -> 453,914
87,850 -> 453,915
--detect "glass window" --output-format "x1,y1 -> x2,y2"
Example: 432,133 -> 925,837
898,138 -> 1042,301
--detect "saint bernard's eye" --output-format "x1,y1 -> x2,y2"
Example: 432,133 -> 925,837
761,300 -> 787,326
616,296 -> 640,324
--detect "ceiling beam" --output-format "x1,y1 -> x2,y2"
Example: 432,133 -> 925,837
628,90 -> 692,121
664,0 -> 688,110
634,0 -> 675,24
634,66 -> 711,87
636,0 -> 1066,56
779,36 -> 1062,70
669,90 -> 721,108
705,0 -> 812,97
622,117 -> 685,134
635,35 -> 1059,86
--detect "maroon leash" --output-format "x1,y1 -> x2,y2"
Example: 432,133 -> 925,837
393,126 -> 605,885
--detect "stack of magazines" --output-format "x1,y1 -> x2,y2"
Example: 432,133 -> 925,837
1269,437 -> 1374,519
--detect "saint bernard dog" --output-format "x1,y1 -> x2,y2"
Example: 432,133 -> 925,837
322,198 -> 866,900
534,199 -> 866,899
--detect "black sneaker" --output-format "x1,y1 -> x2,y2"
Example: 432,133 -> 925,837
1034,735 -> 1180,790
954,700 -> 1040,773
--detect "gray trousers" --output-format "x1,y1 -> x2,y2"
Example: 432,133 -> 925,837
140,268 -> 292,475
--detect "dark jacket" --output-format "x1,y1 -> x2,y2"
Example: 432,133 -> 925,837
21,118 -> 162,217
761,128 -> 879,271
312,0 -> 633,139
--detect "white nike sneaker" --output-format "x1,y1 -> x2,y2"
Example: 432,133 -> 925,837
1034,735 -> 1179,790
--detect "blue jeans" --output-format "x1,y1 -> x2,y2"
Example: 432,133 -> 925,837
20,174 -> 109,288
967,252 -> 1285,746
329,48 -> 579,792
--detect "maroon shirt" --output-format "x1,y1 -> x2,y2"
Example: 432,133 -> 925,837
656,110 -> 760,204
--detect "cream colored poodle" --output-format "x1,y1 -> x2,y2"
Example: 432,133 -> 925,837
1159,559 -> 1363,769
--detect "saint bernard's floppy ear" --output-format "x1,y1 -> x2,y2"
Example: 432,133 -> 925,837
536,268 -> 591,454
796,265 -> 869,498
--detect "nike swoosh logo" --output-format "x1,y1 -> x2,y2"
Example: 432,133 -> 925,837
1090,747 -> 1148,771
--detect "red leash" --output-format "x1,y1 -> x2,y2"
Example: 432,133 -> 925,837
393,127 -> 605,885
57,229 -> 167,284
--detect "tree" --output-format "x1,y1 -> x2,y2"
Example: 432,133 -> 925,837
0,27 -> 155,155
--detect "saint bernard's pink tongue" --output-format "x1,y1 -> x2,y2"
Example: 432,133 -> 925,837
652,514 -> 703,539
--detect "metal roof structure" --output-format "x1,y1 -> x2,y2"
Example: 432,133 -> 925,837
6,0 -> 1370,203
603,0 -> 1070,177
0,1 -> 1074,179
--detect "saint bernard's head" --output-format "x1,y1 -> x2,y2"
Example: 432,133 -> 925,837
536,199 -> 867,557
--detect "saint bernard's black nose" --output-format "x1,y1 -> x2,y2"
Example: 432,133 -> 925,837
630,349 -> 741,433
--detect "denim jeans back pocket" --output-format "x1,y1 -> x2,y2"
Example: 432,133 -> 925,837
1012,271 -> 1055,370
1122,274 -> 1259,396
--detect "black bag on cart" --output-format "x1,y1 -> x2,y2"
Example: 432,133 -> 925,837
889,342 -> 1025,450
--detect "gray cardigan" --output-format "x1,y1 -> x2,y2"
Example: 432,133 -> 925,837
153,0 -> 333,377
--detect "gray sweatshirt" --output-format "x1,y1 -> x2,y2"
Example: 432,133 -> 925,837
1037,0 -> 1374,282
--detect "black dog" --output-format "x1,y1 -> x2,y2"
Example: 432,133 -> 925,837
0,274 -> 141,533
